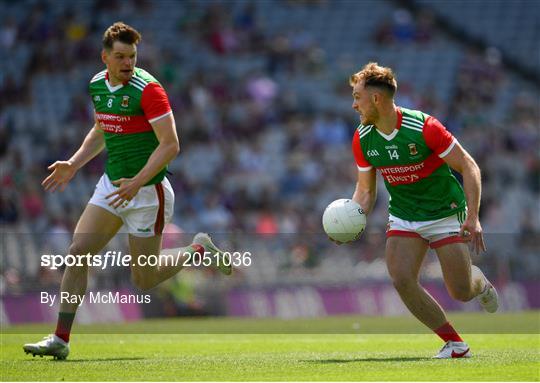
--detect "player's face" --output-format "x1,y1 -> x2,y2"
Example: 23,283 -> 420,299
352,82 -> 378,125
102,41 -> 137,85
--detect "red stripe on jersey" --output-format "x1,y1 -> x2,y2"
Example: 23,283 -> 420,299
141,82 -> 172,122
95,113 -> 153,134
378,152 -> 444,185
352,129 -> 371,168
423,116 -> 455,156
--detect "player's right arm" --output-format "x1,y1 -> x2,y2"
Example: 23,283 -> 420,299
42,119 -> 105,192
351,130 -> 377,214
353,168 -> 377,215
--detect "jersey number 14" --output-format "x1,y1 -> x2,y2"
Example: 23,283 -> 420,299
388,149 -> 399,160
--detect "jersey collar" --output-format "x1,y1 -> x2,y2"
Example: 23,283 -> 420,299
104,71 -> 129,92
375,107 -> 403,141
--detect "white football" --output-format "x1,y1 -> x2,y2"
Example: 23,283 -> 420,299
322,199 -> 366,243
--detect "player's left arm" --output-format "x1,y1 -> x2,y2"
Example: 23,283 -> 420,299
442,143 -> 485,253
107,83 -> 179,208
424,117 -> 486,254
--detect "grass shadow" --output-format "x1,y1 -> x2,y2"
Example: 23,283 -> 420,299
24,357 -> 145,363
303,357 -> 430,363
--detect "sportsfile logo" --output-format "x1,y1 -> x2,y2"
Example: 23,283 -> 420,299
40,250 -> 252,270
41,251 -> 132,270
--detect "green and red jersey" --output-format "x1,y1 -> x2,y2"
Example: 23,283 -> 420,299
89,67 -> 172,185
352,107 -> 466,221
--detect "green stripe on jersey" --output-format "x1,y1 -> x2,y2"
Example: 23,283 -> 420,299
457,210 -> 467,225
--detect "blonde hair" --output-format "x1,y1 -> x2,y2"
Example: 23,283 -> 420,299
350,62 -> 397,97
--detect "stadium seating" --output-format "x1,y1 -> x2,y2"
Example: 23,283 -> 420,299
1,0 -> 538,295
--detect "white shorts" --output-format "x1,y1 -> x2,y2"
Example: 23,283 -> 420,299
88,174 -> 174,237
386,211 -> 467,249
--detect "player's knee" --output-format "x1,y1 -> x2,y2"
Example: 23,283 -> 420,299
68,242 -> 90,258
448,285 -> 474,302
391,274 -> 417,292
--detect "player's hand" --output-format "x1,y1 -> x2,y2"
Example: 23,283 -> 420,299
459,215 -> 486,254
106,177 -> 143,208
42,161 -> 77,192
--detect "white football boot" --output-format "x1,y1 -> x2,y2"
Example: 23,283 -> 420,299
471,266 -> 499,313
433,341 -> 471,359
192,232 -> 232,275
23,334 -> 69,360
477,278 -> 499,313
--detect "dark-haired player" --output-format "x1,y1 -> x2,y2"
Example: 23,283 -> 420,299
24,22 -> 231,360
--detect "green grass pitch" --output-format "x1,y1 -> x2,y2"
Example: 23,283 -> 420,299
1,312 -> 539,381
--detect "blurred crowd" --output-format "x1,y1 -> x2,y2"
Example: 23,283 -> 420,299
1,0 -> 539,297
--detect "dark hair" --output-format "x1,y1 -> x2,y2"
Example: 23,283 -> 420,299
102,22 -> 141,50
350,62 -> 398,97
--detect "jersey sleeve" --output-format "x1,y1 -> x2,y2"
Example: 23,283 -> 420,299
141,82 -> 172,123
423,116 -> 457,158
352,130 -> 373,171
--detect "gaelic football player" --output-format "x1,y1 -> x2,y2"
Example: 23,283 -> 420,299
349,62 -> 498,358
24,22 -> 231,360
